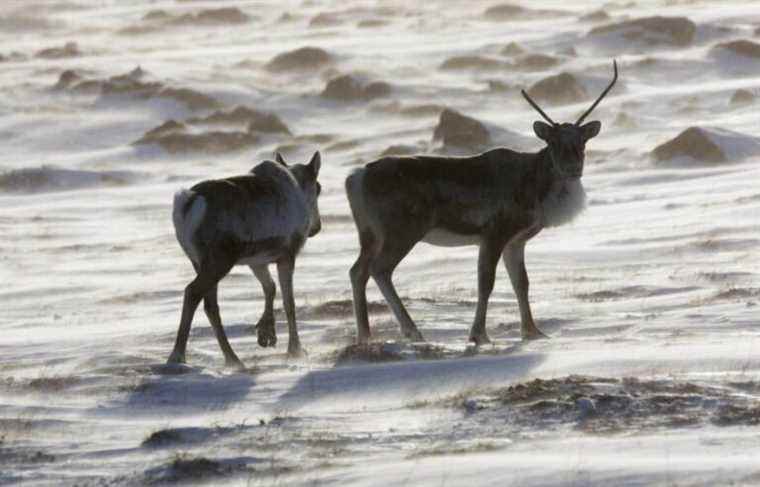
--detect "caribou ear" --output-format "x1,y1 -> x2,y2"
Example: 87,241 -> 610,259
307,151 -> 321,177
533,121 -> 553,142
580,121 -> 601,141
275,152 -> 288,167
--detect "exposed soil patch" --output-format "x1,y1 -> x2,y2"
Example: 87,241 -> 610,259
142,424 -> 249,449
430,376 -> 760,436
575,285 -> 696,302
408,440 -> 505,459
298,299 -> 388,320
712,287 -> 760,301
144,454 -> 250,484
333,343 -> 404,364
332,342 -> 448,365
0,447 -> 55,465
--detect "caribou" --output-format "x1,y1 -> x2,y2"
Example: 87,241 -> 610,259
169,152 -> 322,368
346,61 -> 618,345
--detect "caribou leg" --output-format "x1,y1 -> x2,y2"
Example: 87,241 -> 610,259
251,265 -> 277,348
468,238 -> 503,345
276,254 -> 304,358
168,253 -> 236,364
503,240 -> 547,340
203,285 -> 244,369
370,238 -> 424,342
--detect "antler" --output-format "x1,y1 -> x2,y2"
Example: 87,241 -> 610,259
576,59 -> 618,126
521,89 -> 556,126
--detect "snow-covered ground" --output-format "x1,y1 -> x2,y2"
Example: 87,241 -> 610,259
1,0 -> 759,485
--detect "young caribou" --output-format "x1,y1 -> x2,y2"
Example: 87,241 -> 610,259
169,152 -> 322,367
346,61 -> 617,345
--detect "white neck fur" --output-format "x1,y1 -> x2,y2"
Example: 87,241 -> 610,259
541,178 -> 587,228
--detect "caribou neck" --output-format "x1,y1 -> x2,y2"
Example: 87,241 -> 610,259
532,147 -> 587,228
532,147 -> 559,203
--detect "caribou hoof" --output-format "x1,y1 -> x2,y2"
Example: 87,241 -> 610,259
256,316 -> 277,348
356,332 -> 371,345
403,327 -> 425,343
522,327 -> 549,340
287,342 -> 307,359
468,333 -> 492,346
166,350 -> 186,365
224,356 -> 246,371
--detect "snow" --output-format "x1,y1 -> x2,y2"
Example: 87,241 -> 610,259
1,0 -> 759,485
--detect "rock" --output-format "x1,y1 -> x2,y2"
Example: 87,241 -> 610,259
136,129 -> 259,154
194,7 -> 249,24
653,127 -> 726,163
380,144 -> 420,156
143,9 -> 171,21
613,112 -> 636,129
0,166 -> 134,193
0,51 -> 25,62
187,106 -> 290,134
36,41 -> 80,59
527,72 -> 587,105
483,3 -> 564,21
483,3 -> 524,20
500,42 -> 525,56
433,108 -> 491,150
358,19 -> 388,28
309,12 -> 341,27
515,54 -> 561,71
714,39 -> 760,58
171,8 -> 249,26
265,46 -> 332,72
440,55 -> 507,71
399,104 -> 444,117
321,74 -> 391,101
140,120 -> 186,140
648,126 -> 760,165
155,87 -> 219,110
588,16 -> 696,46
54,69 -> 84,90
730,89 -> 755,106
580,10 -> 610,22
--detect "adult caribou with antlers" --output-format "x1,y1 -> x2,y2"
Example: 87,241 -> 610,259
346,61 -> 618,345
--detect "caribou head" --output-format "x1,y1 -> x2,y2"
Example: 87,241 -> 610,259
522,60 -> 618,179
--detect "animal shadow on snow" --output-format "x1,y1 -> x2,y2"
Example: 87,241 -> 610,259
275,352 -> 545,410
110,362 -> 256,414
